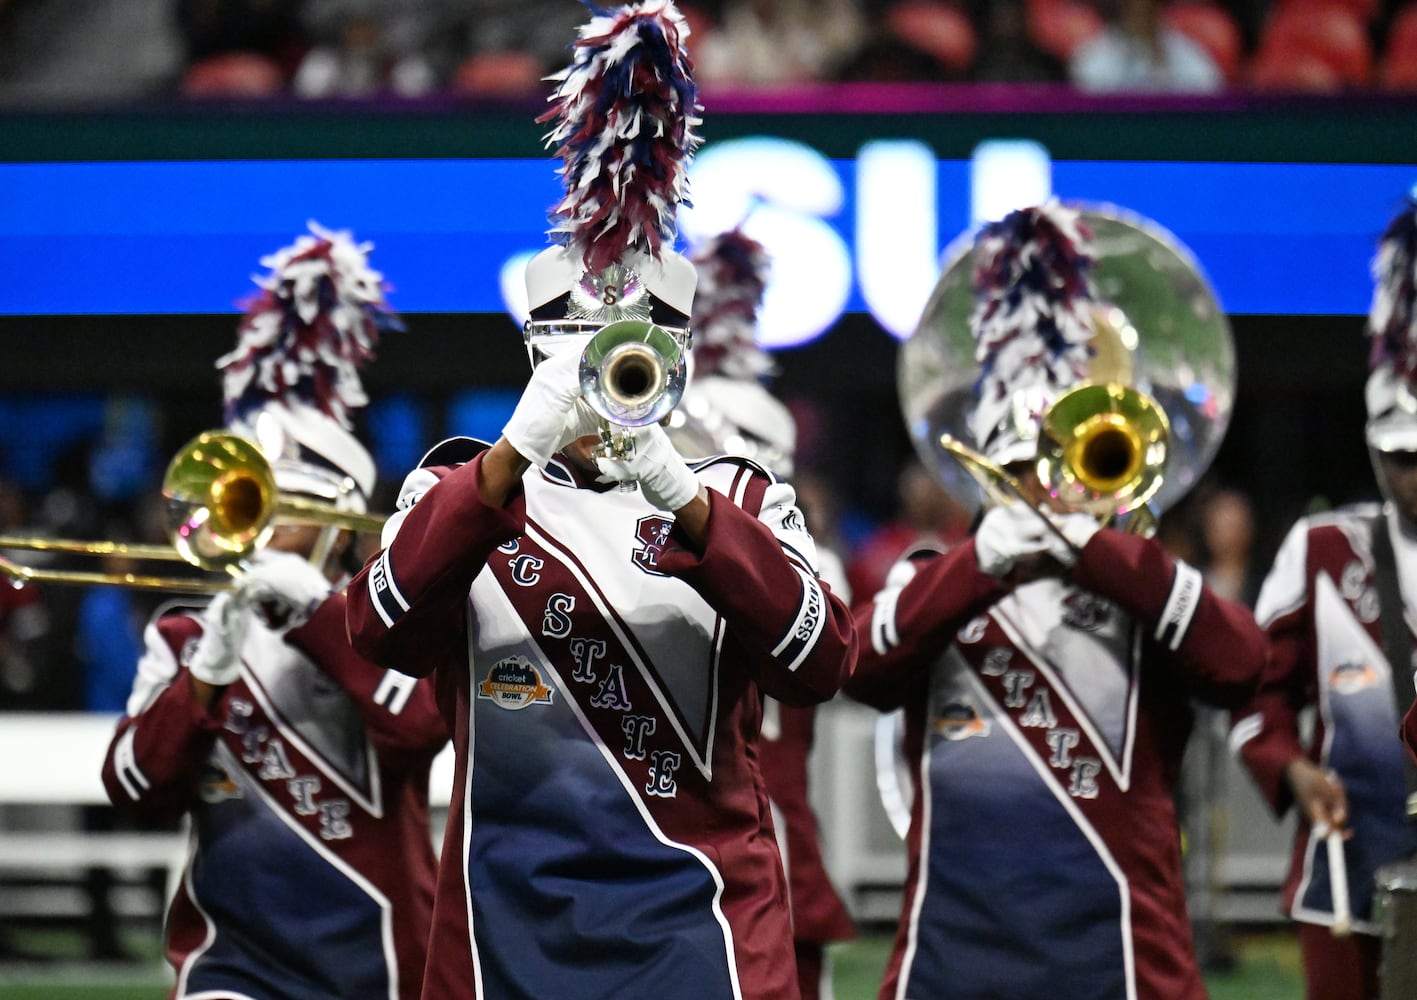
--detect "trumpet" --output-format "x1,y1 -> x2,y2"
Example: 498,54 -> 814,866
0,430 -> 388,593
578,319 -> 688,460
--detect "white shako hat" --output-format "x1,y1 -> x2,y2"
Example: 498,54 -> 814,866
1365,198 -> 1417,454
522,0 -> 701,364
216,221 -> 402,512
667,227 -> 797,476
966,199 -> 1097,469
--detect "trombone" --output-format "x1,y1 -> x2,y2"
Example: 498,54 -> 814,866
899,202 -> 1236,536
0,430 -> 387,593
938,376 -> 1170,552
0,535 -> 230,594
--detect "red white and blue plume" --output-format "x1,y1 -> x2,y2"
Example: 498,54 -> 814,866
967,200 -> 1096,459
217,221 -> 403,430
539,0 -> 702,275
689,228 -> 775,381
1364,198 -> 1417,453
1368,198 -> 1417,381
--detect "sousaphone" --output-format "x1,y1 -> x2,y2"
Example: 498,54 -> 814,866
899,201 -> 1235,523
876,202 -> 1236,838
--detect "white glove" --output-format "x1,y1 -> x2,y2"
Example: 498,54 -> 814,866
236,549 -> 332,632
974,502 -> 1073,578
502,346 -> 602,468
188,590 -> 251,686
595,423 -> 703,512
1052,511 -> 1102,555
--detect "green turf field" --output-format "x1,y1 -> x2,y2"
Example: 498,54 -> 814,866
0,925 -> 1304,999
830,928 -> 1302,1000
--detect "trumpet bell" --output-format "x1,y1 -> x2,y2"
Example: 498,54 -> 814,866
579,320 -> 687,428
1040,382 -> 1170,515
164,431 -> 277,570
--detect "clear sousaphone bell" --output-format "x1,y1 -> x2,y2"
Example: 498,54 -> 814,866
900,202 -> 1236,525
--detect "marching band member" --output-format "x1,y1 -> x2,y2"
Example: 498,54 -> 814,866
667,228 -> 856,1000
1236,198 -> 1417,1000
846,202 -> 1266,1000
344,5 -> 855,997
100,225 -> 448,1000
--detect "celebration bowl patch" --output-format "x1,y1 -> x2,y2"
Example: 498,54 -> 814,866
1329,659 -> 1378,695
477,656 -> 556,710
198,763 -> 243,804
933,700 -> 990,741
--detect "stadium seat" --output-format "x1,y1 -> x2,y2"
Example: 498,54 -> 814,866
1163,1 -> 1245,83
1272,0 -> 1380,23
1253,2 -> 1373,87
1381,2 -> 1417,89
885,0 -> 978,74
1249,45 -> 1343,91
450,51 -> 545,97
1026,0 -> 1105,61
180,53 -> 285,99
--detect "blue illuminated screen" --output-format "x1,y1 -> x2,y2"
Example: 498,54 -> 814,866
2,154 -> 1413,323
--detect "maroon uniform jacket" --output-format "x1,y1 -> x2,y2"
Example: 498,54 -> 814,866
848,528 -> 1265,1000
101,592 -> 448,1000
1237,506 -> 1417,934
346,442 -> 857,1000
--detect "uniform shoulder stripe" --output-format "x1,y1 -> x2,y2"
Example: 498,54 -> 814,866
1156,561 -> 1203,651
368,548 -> 409,629
771,565 -> 827,672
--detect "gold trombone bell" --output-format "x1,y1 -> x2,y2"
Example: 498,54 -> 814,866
164,430 -> 387,571
0,429 -> 388,592
1039,382 -> 1170,516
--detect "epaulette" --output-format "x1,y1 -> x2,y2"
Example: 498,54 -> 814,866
417,437 -> 494,469
150,595 -> 213,627
686,452 -> 779,484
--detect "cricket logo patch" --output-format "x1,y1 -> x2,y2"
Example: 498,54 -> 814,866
933,699 -> 991,741
1329,659 -> 1379,695
198,763 -> 243,804
477,656 -> 555,710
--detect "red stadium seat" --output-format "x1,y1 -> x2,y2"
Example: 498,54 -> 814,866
450,51 -> 545,97
1027,0 -> 1105,61
885,0 -> 978,73
180,53 -> 285,99
1250,47 -> 1342,91
1163,1 -> 1245,83
1273,0 -> 1380,23
1381,2 -> 1417,89
1253,2 -> 1373,87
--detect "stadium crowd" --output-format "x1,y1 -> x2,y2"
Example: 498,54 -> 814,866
1,0 -> 1416,104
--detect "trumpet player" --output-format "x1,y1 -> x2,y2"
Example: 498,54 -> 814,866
344,5 -> 854,997
100,225 -> 448,1000
1233,198 -> 1417,1000
846,202 -> 1265,1000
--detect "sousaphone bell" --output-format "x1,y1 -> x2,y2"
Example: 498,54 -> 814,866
900,202 -> 1235,525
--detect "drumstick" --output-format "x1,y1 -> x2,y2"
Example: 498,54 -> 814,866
1316,822 -> 1352,937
